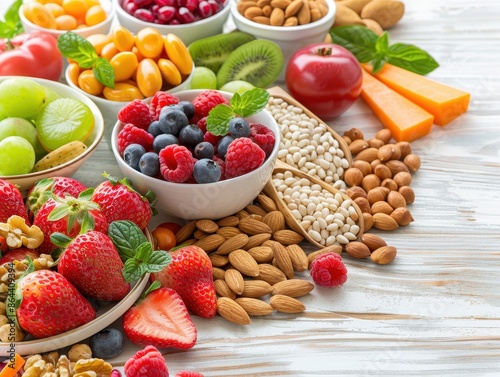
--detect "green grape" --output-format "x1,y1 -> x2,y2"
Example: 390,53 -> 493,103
0,78 -> 47,120
43,86 -> 61,105
0,117 -> 38,148
191,67 -> 218,90
0,136 -> 36,176
36,98 -> 94,151
219,80 -> 256,94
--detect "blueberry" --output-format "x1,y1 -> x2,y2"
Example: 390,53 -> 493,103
123,144 -> 146,170
153,133 -> 178,153
158,105 -> 189,135
229,117 -> 251,138
89,328 -> 124,359
178,100 -> 195,119
194,141 -> 215,159
139,152 -> 160,176
193,158 -> 221,183
217,135 -> 235,159
148,120 -> 162,137
179,124 -> 204,147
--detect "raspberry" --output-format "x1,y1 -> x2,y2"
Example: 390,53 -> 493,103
250,123 -> 275,157
192,90 -> 229,118
175,372 -> 205,377
159,144 -> 195,183
212,155 -> 225,180
196,116 -> 207,133
118,99 -> 152,130
124,345 -> 169,377
118,124 -> 154,155
224,138 -> 265,179
150,91 -> 180,121
309,252 -> 347,287
203,131 -> 222,149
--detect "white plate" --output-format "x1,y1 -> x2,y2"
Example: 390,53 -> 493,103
0,273 -> 149,358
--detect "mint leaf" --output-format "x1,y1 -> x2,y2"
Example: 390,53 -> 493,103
387,43 -> 439,75
230,88 -> 270,118
57,32 -> 97,69
122,242 -> 171,282
0,0 -> 23,38
375,32 -> 389,55
206,104 -> 235,136
108,220 -> 148,262
93,57 -> 115,88
329,26 -> 378,63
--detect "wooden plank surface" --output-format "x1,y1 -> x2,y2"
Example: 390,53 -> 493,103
2,0 -> 500,375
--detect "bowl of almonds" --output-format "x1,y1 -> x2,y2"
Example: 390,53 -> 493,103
230,0 -> 336,80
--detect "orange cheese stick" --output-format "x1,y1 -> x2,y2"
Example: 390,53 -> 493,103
361,69 -> 434,142
363,63 -> 470,126
0,354 -> 25,377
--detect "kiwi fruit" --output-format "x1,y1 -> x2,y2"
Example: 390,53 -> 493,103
188,31 -> 256,73
216,39 -> 284,89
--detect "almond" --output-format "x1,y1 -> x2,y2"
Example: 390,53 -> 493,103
195,219 -> 219,233
261,211 -> 286,234
235,297 -> 274,316
344,167 -> 364,187
348,138 -> 369,155
257,194 -> 278,212
362,212 -> 374,231
354,147 -> 379,162
273,229 -> 304,245
370,201 -> 394,215
272,242 -> 294,279
345,241 -> 371,259
193,234 -> 226,252
270,0 -> 291,9
241,280 -> 273,298
372,213 -> 399,231
270,7 -> 285,25
216,226 -> 242,239
367,186 -> 390,205
397,141 -> 412,158
403,153 -> 421,172
175,220 -> 196,243
217,297 -> 251,325
246,246 -> 274,263
228,249 -> 259,277
370,245 -> 397,265
398,185 -> 415,204
237,0 -> 258,14
242,233 -> 272,250
216,233 -> 249,255
390,207 -> 414,226
212,267 -> 226,280
193,229 -> 208,239
236,209 -> 250,219
253,16 -> 271,26
284,0 -> 303,18
269,295 -> 305,313
244,5 -> 263,18
271,279 -> 314,297
387,190 -> 407,209
209,253 -> 229,268
224,268 -> 245,295
296,0 -> 310,24
214,279 -> 236,299
283,15 -> 298,25
245,204 -> 268,217
360,0 -> 405,29
238,217 -> 273,235
384,160 -> 410,175
307,245 -> 342,268
360,233 -> 387,252
285,244 -> 308,272
256,263 -> 287,285
216,216 -> 240,227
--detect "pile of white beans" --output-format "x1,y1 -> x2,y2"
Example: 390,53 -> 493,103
266,96 -> 350,190
272,171 -> 360,247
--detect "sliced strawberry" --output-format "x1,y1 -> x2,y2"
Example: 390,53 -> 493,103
122,286 -> 197,349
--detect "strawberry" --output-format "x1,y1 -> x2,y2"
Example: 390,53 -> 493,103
56,230 -> 130,301
0,247 -> 39,265
25,177 -> 87,219
33,190 -> 108,254
151,246 -> 217,318
0,179 -> 30,224
90,175 -> 156,230
122,286 -> 197,350
10,268 -> 96,338
124,345 -> 169,377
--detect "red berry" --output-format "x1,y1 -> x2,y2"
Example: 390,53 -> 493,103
196,116 -> 207,133
118,123 -> 154,155
150,91 -> 180,121
309,252 -> 348,287
250,122 -> 275,157
224,138 -> 266,179
175,372 -> 205,377
118,99 -> 152,130
192,90 -> 229,118
159,144 -> 195,183
124,345 -> 169,377
212,155 -> 225,180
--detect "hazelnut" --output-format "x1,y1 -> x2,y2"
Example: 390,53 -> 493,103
342,135 -> 352,145
344,127 -> 364,141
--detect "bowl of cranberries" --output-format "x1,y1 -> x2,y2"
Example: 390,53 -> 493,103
114,0 -> 231,46
110,88 -> 280,220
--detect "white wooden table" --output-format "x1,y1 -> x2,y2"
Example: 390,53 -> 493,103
2,0 -> 500,375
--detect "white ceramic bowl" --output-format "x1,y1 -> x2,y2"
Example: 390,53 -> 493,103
19,0 -> 115,39
0,77 -> 104,196
111,90 -> 280,220
65,63 -> 194,145
230,0 -> 336,81
113,0 -> 231,46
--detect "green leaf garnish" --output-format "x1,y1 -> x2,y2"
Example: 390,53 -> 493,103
206,88 -> 270,136
0,0 -> 23,39
122,242 -> 171,282
57,31 -> 115,87
108,220 -> 148,262
329,25 -> 439,75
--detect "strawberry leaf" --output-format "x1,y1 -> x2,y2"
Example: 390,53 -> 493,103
108,220 -> 148,262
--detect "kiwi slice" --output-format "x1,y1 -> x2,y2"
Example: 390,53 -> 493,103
188,31 -> 256,73
216,40 -> 284,89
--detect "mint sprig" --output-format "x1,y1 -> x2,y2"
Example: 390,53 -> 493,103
329,26 -> 439,75
0,0 -> 23,39
57,31 -> 115,88
206,88 -> 270,136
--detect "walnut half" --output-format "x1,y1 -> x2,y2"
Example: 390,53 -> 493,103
0,215 -> 44,249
